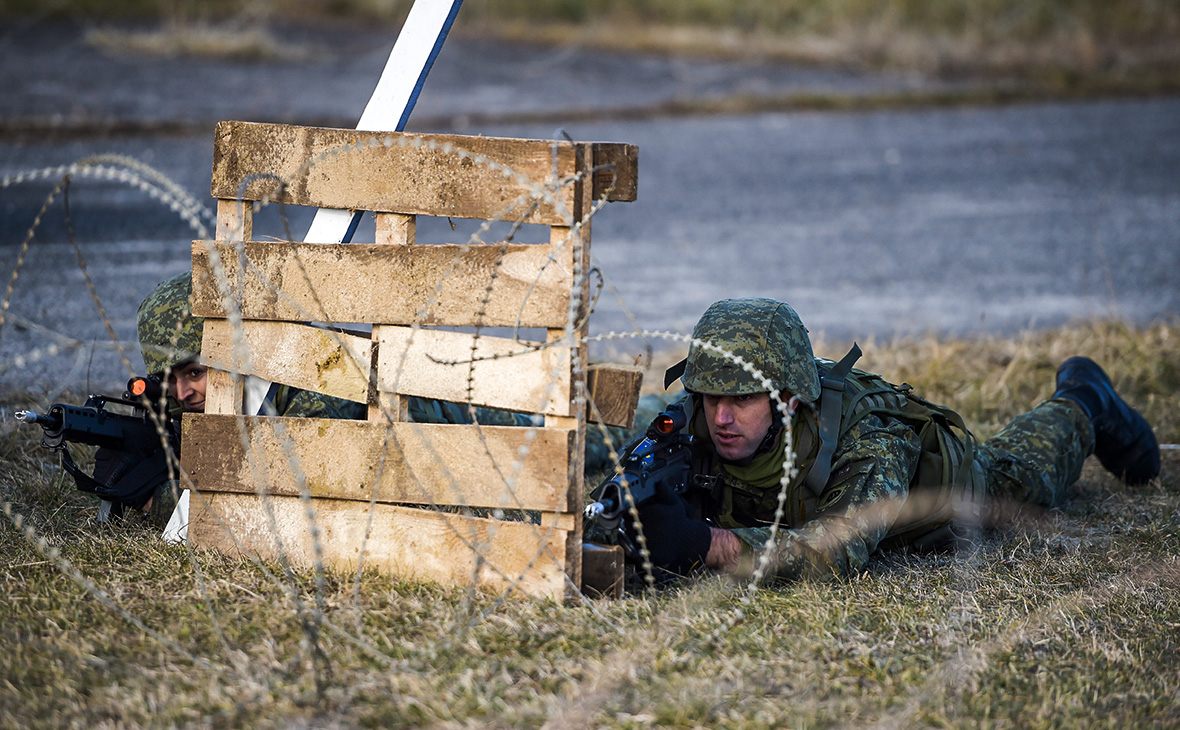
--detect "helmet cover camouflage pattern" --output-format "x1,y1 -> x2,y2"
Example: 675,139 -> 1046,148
681,298 -> 821,401
137,272 -> 203,376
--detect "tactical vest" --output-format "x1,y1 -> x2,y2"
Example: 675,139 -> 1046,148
691,346 -> 984,551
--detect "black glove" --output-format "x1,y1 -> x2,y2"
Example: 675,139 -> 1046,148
92,447 -> 173,511
633,480 -> 712,575
91,447 -> 137,489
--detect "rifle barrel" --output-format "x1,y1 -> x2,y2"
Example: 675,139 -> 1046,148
14,410 -> 59,428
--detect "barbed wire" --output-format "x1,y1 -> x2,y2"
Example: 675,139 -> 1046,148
0,135 -> 637,673
3,127 -> 1166,729
193,131 -> 608,618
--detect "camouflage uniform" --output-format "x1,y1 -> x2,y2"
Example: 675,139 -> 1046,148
659,298 -> 1099,582
678,391 -> 1093,582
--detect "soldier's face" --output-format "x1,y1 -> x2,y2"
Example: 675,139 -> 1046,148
702,392 -> 773,461
169,362 -> 208,412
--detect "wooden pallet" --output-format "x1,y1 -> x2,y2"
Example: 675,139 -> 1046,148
181,121 -> 638,601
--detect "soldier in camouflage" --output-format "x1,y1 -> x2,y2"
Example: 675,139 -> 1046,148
129,272 -> 372,522
633,298 -> 1161,581
137,271 -> 369,421
133,272 -> 628,523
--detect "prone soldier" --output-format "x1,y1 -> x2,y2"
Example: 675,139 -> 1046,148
597,297 -> 1160,581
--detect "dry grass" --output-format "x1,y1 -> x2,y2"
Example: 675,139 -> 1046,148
2,319 -> 1178,728
7,0 -> 1180,89
84,23 -> 321,62
459,0 -> 1180,84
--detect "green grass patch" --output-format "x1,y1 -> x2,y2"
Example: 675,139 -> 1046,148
3,319 -> 1179,727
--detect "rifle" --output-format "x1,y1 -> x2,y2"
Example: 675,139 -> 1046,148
15,376 -> 180,514
583,401 -> 695,561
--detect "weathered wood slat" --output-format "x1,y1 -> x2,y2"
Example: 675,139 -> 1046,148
581,543 -> 624,599
181,414 -> 578,513
376,326 -> 571,417
187,491 -> 571,599
370,211 -> 416,421
204,368 -> 241,415
201,316 -> 643,422
191,240 -> 573,327
215,199 -> 251,242
210,122 -> 636,225
586,364 -> 643,428
202,319 -> 372,404
591,142 -> 639,203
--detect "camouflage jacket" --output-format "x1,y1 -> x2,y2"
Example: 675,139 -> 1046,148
682,358 -> 982,582
273,385 -> 367,419
257,386 -> 528,425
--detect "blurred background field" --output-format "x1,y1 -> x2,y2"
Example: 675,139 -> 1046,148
4,0 -> 1179,94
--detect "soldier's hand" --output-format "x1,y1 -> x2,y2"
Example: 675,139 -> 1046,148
93,447 -> 172,511
633,480 -> 712,575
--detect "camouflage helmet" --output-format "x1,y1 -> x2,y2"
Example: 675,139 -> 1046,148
137,272 -> 203,376
677,298 -> 821,402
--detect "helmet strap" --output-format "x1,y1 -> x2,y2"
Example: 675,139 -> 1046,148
664,358 -> 688,390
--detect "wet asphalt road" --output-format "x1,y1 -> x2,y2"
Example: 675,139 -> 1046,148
2,19 -> 1178,392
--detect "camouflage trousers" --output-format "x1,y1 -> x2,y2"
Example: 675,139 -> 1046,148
975,397 -> 1096,513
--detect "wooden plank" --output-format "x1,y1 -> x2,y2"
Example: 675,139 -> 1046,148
216,199 -> 252,242
586,364 -> 643,428
201,319 -> 372,404
210,121 -> 636,226
181,414 -> 578,513
540,223 -> 585,431
581,543 -> 624,599
371,212 -> 415,422
543,144 -> 594,588
203,368 -> 241,415
375,212 -> 415,246
591,142 -> 639,203
554,145 -> 593,594
376,326 -> 571,417
191,240 -> 573,327
188,491 -> 570,599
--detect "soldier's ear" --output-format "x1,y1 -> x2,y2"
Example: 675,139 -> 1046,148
787,395 -> 802,416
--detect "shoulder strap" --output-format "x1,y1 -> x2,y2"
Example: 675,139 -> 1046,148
803,343 -> 862,496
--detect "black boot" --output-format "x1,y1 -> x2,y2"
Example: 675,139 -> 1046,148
1053,356 -> 1160,485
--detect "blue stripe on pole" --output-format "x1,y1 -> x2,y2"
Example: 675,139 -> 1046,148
342,0 -> 465,244
397,0 -> 464,133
